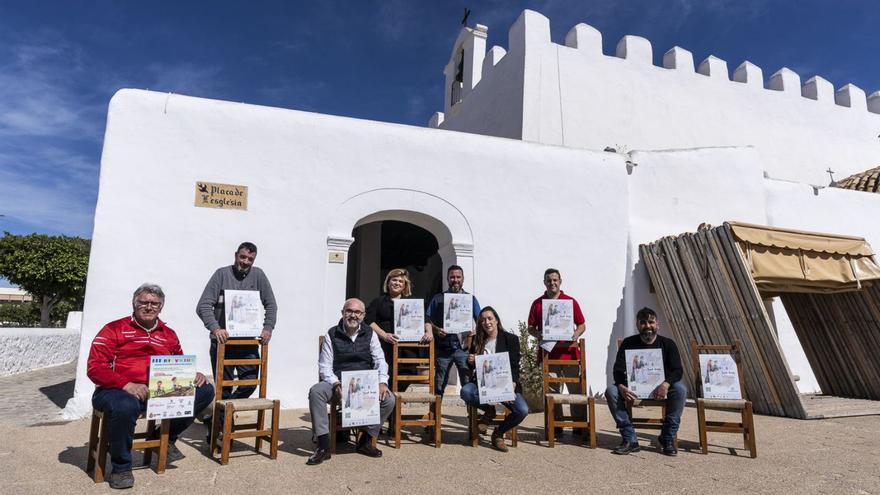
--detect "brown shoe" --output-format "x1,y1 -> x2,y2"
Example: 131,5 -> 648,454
356,439 -> 383,458
491,431 -> 508,452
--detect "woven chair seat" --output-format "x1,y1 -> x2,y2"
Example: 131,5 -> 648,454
545,393 -> 591,405
216,398 -> 276,411
395,392 -> 436,403
698,398 -> 747,409
628,398 -> 666,407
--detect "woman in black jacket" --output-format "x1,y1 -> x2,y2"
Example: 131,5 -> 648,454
460,306 -> 529,451
364,268 -> 432,391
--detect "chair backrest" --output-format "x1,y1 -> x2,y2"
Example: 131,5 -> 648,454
689,339 -> 747,400
214,339 -> 269,401
392,342 -> 435,393
541,339 -> 586,395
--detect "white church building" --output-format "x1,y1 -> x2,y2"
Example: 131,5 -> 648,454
64,10 -> 880,418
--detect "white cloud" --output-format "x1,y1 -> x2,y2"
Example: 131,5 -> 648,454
0,164 -> 96,236
0,34 -> 102,139
143,63 -> 223,96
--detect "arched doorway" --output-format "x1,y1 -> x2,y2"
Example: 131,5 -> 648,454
346,220 -> 443,303
324,189 -> 475,329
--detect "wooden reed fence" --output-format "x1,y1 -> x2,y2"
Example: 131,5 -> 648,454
640,224 -> 807,418
781,288 -> 880,401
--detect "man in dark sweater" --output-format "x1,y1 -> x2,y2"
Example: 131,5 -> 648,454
606,307 -> 686,456
196,242 -> 278,403
307,298 -> 394,465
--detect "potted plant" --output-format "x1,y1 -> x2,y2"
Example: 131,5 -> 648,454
518,321 -> 545,412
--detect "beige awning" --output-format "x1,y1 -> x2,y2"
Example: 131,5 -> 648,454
728,222 -> 880,294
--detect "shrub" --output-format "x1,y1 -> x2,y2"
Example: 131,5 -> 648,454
518,321 -> 544,411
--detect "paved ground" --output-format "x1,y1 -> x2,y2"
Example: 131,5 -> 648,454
0,361 -> 75,426
1,364 -> 879,494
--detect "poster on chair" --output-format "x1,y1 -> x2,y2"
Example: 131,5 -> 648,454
146,355 -> 196,420
224,289 -> 264,337
541,299 -> 574,341
393,298 -> 425,342
476,352 -> 515,404
443,293 -> 474,333
625,349 -> 665,399
340,369 -> 380,428
699,354 -> 742,400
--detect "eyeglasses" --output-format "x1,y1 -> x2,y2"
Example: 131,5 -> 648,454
342,309 -> 365,316
135,300 -> 162,308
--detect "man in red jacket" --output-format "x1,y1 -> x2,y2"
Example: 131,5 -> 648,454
88,283 -> 214,489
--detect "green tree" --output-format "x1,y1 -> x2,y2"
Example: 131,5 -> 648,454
0,232 -> 90,327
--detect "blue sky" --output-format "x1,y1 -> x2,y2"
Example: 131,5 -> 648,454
0,0 -> 878,243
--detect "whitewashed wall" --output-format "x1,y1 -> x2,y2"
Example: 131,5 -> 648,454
65,83 -> 880,417
439,10 -> 880,187
64,89 -> 630,417
0,328 -> 79,376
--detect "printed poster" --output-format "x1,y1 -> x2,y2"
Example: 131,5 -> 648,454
341,370 -> 380,428
542,299 -> 574,341
476,352 -> 515,404
146,355 -> 197,420
625,349 -> 665,399
443,293 -> 474,333
699,354 -> 743,400
393,299 -> 425,342
224,289 -> 264,337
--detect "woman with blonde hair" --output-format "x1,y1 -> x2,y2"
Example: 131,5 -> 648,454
365,268 -> 432,391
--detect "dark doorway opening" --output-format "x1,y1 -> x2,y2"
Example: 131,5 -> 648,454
346,220 -> 443,305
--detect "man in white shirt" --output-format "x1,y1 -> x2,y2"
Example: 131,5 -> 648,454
307,298 -> 394,465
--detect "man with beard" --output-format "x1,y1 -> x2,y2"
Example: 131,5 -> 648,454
425,265 -> 481,396
196,242 -> 278,407
307,298 -> 394,465
605,307 -> 686,456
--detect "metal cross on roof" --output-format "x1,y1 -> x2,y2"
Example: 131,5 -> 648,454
826,167 -> 836,184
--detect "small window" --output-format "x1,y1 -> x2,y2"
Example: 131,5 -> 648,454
450,49 -> 464,106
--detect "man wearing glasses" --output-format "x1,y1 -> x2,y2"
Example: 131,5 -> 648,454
88,283 -> 214,489
196,241 -> 278,406
306,298 -> 394,465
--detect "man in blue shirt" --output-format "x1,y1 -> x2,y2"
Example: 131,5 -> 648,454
425,265 -> 481,396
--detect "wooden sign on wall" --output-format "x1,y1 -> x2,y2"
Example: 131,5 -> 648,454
195,181 -> 248,210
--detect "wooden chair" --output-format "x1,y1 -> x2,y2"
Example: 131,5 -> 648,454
691,340 -> 757,458
392,342 -> 442,448
209,339 -> 280,465
317,336 -> 378,453
467,405 -> 518,447
86,410 -> 169,483
616,338 -> 678,448
542,339 -> 597,448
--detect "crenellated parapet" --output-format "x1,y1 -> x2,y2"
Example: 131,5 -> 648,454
443,9 -> 880,117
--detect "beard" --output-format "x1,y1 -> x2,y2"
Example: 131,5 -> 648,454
344,319 -> 361,331
639,329 -> 656,343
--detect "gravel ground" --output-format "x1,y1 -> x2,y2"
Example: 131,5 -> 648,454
2,401 -> 879,495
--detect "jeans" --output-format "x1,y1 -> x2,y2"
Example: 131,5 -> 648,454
92,383 -> 214,473
604,381 -> 687,444
435,348 -> 470,396
210,339 -> 259,400
460,382 -> 528,436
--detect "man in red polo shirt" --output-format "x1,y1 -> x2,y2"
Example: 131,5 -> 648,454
527,268 -> 587,432
88,283 -> 214,489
